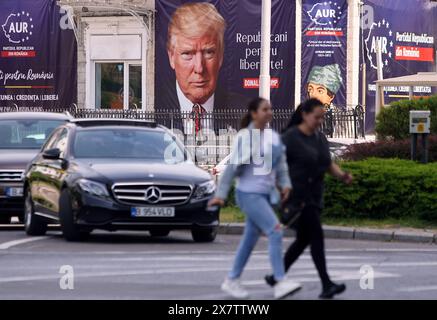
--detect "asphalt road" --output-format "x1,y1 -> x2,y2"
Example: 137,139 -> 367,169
1,226 -> 437,300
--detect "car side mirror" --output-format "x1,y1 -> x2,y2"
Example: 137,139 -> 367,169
42,148 -> 61,160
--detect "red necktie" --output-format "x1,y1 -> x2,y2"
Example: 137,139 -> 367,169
192,104 -> 206,134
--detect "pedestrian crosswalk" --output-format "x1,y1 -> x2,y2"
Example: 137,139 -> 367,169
1,231 -> 437,299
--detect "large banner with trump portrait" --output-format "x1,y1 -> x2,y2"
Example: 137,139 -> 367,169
155,0 -> 296,116
301,0 -> 348,111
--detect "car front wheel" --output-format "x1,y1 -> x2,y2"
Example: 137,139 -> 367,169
59,189 -> 89,242
191,227 -> 217,243
24,190 -> 47,236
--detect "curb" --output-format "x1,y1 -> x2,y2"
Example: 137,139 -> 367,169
218,223 -> 437,244
2,223 -> 434,244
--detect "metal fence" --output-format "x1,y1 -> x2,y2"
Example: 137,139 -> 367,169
65,106 -> 365,139
0,105 -> 364,138
0,105 -> 365,165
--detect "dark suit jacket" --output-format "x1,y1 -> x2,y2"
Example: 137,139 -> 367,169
155,82 -> 251,134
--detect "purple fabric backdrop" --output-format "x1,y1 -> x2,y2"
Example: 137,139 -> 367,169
360,0 -> 437,131
0,0 -> 77,109
301,0 -> 348,109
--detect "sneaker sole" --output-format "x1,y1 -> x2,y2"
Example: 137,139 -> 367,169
221,286 -> 249,300
275,286 -> 302,300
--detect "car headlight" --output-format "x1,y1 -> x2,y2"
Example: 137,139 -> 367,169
192,180 -> 216,200
77,179 -> 110,198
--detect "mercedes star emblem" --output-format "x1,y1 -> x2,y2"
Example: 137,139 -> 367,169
144,186 -> 161,204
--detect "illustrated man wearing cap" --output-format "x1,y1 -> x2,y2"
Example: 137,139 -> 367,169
156,2 -> 249,134
306,64 -> 343,111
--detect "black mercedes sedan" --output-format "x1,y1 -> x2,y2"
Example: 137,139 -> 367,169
23,119 -> 219,242
0,112 -> 71,224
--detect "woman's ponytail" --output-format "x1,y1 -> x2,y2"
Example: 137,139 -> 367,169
240,97 -> 267,129
240,113 -> 252,129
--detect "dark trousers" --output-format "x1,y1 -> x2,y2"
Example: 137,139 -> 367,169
284,205 -> 331,288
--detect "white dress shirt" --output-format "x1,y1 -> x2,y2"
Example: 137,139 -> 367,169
176,82 -> 216,164
176,82 -> 214,135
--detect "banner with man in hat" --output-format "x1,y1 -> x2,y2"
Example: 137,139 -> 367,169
301,0 -> 348,110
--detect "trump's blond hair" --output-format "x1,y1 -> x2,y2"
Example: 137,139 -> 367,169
167,2 -> 226,54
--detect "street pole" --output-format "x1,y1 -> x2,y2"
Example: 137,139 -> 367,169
259,0 -> 271,101
375,45 -> 384,119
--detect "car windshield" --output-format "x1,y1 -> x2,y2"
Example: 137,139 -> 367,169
0,119 -> 65,149
73,128 -> 187,162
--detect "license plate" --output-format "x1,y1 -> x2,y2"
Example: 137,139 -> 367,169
5,187 -> 23,197
131,207 -> 175,217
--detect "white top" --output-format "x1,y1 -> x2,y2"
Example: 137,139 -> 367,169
236,129 -> 280,195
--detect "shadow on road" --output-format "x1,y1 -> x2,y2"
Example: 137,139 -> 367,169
48,230 -> 198,245
1,224 -> 223,247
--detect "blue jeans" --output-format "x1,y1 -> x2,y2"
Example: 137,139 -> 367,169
228,190 -> 285,281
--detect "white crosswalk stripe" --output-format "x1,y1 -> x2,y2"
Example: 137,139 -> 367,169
0,236 -> 50,250
397,285 -> 437,293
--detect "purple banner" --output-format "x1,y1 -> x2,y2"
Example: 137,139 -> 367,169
360,0 -> 437,131
155,0 -> 296,112
0,0 -> 77,109
301,0 -> 348,110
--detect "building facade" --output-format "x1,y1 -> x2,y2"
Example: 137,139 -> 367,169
59,0 -> 155,110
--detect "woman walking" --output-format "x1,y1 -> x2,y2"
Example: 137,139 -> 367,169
265,98 -> 353,299
208,98 -> 301,299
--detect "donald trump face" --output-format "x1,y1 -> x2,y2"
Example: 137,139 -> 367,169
167,3 -> 225,105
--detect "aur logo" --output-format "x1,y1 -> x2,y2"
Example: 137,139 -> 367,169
307,1 -> 343,26
2,11 -> 34,44
364,18 -> 394,70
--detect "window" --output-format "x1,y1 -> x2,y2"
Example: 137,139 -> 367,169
95,62 -> 143,110
95,63 -> 124,109
43,128 -> 68,158
53,129 -> 69,158
42,128 -> 60,151
0,120 -> 65,149
73,129 -> 185,161
129,65 -> 142,109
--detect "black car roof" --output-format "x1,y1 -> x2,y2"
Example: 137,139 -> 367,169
0,112 -> 72,120
70,118 -> 160,129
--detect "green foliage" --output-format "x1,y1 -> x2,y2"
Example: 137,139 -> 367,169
223,159 -> 437,222
342,135 -> 437,162
225,184 -> 236,208
375,95 -> 437,140
324,159 -> 437,222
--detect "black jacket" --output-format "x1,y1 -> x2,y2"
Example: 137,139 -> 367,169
282,127 -> 332,208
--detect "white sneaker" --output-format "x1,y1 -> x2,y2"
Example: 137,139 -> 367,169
221,278 -> 249,299
274,279 -> 302,299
